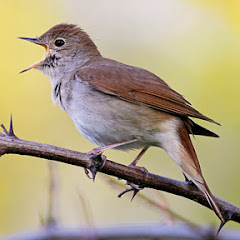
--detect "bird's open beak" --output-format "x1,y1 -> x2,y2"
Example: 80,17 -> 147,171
19,37 -> 49,73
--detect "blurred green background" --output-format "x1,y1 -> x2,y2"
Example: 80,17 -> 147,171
0,0 -> 240,235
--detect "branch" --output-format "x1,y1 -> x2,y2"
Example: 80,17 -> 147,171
0,120 -> 240,226
3,223 -> 240,240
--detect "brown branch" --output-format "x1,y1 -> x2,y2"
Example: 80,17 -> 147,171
0,122 -> 240,226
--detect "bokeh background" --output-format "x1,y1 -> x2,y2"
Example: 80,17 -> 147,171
0,0 -> 240,236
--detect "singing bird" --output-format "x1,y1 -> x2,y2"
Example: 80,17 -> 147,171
20,24 -> 224,222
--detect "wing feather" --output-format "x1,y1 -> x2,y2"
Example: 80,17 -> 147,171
76,59 -> 219,125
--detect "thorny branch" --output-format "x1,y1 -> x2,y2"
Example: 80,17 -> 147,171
0,118 -> 240,228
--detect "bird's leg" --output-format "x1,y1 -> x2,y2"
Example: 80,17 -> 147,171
87,138 -> 141,155
118,147 -> 149,200
84,138 -> 140,180
128,147 -> 149,174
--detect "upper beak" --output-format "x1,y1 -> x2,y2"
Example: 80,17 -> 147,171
19,37 -> 49,73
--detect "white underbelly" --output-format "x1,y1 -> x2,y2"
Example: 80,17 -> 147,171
55,79 -> 178,150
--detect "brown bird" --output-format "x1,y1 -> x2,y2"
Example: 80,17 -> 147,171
19,23 -> 224,222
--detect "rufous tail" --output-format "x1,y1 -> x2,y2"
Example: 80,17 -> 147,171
197,180 -> 224,223
178,124 -> 224,223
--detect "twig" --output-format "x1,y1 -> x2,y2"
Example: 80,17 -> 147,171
77,189 -> 95,227
45,162 -> 60,227
2,223 -> 240,240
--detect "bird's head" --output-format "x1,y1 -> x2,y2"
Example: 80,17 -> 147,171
19,24 -> 101,77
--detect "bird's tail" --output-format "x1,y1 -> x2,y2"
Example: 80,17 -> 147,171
177,123 -> 224,223
196,180 -> 224,223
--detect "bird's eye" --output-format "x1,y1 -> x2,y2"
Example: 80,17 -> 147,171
55,39 -> 65,47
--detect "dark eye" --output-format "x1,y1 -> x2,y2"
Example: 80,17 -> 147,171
55,39 -> 65,47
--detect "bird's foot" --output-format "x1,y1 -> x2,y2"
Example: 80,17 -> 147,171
118,182 -> 144,201
84,153 -> 106,181
85,139 -> 141,181
118,164 -> 148,200
128,163 -> 149,178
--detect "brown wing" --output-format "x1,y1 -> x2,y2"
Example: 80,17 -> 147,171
76,59 -> 219,125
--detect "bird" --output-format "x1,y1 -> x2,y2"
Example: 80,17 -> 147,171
19,23 -> 224,223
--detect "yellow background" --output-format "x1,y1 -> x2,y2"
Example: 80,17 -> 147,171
0,0 -> 240,235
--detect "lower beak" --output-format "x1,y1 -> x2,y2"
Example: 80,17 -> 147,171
19,37 -> 49,73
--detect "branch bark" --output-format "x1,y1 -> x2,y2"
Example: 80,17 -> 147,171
0,123 -> 239,226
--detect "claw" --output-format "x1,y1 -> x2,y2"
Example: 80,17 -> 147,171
118,187 -> 138,199
117,161 -> 147,200
84,153 -> 106,181
216,210 -> 233,235
118,183 -> 144,200
130,187 -> 141,201
87,165 -> 98,181
84,168 -> 94,180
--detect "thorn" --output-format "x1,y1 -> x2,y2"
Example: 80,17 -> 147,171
1,124 -> 8,135
216,210 -> 233,235
0,115 -> 17,138
8,114 -> 15,137
217,220 -> 227,235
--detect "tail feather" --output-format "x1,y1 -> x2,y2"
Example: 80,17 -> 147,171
198,181 -> 224,223
178,123 -> 224,222
183,118 -> 219,138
